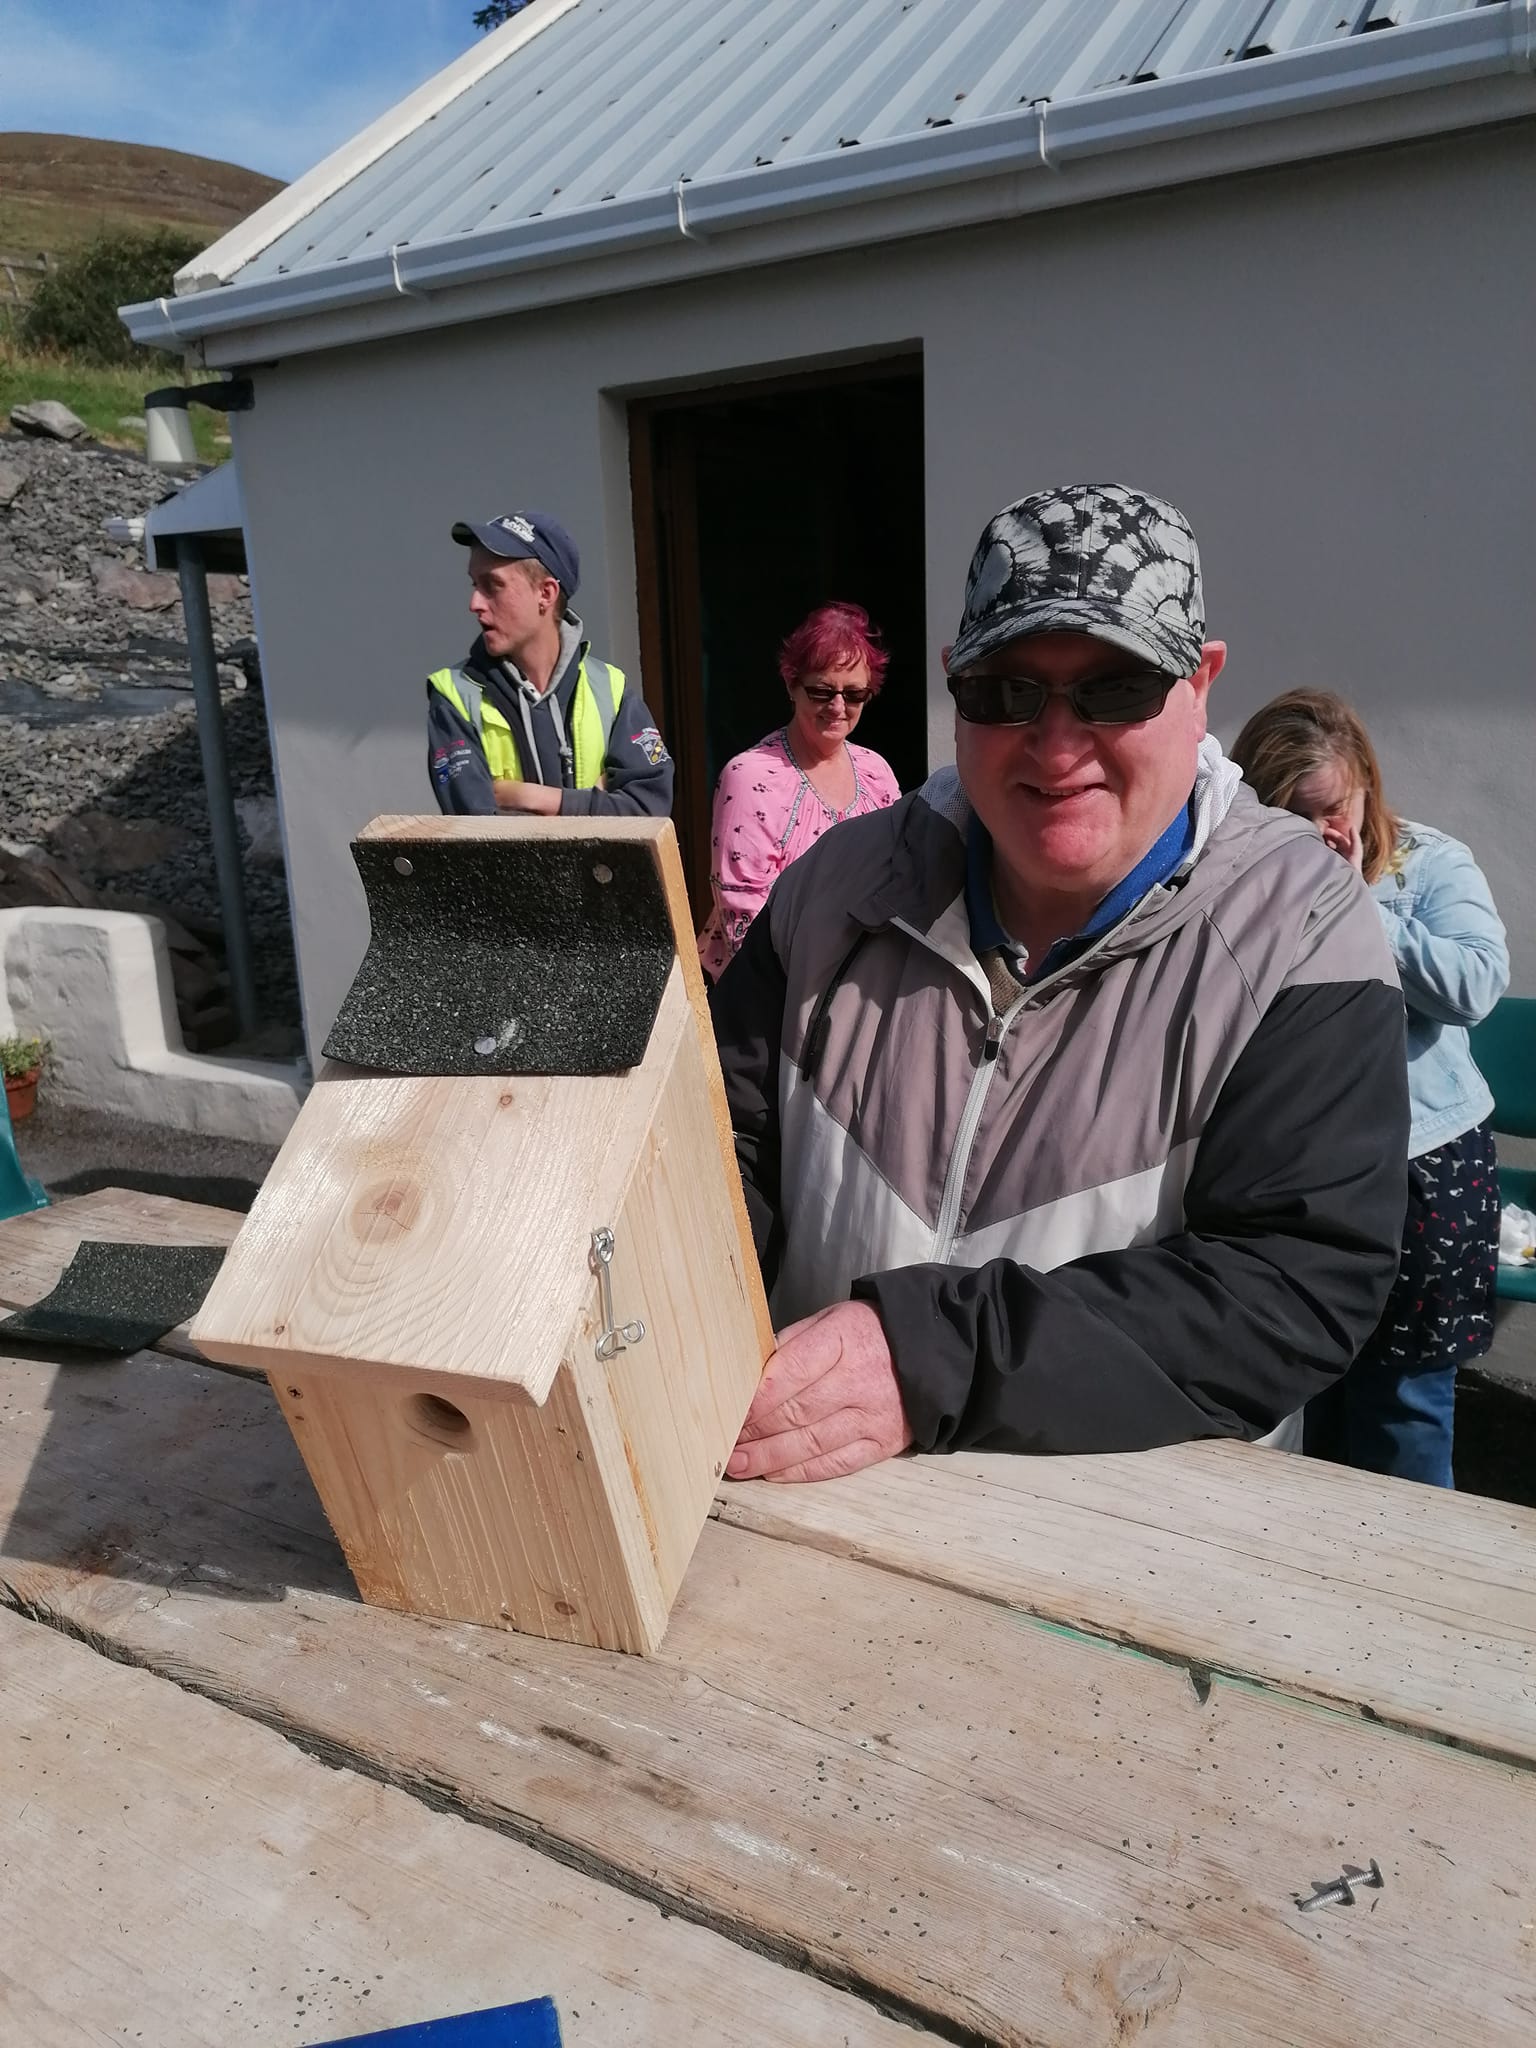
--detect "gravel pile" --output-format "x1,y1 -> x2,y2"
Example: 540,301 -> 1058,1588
0,430 -> 300,1038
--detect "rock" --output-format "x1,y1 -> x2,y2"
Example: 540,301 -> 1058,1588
236,796 -> 284,868
0,559 -> 52,603
10,400 -> 89,442
116,416 -> 148,434
222,636 -> 263,691
51,809 -> 193,876
0,433 -> 298,1033
90,556 -> 180,611
38,670 -> 103,702
205,572 -> 247,605
108,892 -> 223,944
0,459 -> 27,509
0,847 -> 98,910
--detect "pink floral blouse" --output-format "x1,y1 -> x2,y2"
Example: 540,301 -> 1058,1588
697,727 -> 901,980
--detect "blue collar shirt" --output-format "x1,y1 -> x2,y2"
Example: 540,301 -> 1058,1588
965,800 -> 1196,985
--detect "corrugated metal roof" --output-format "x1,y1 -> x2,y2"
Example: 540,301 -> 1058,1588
236,0 -> 1496,286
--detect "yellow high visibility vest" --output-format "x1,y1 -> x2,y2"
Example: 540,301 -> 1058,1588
428,656 -> 624,788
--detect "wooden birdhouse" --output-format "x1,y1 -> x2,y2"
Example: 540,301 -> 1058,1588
191,816 -> 772,1655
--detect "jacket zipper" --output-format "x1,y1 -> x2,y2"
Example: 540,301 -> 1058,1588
903,884 -> 1178,1262
932,1003 -> 1017,1261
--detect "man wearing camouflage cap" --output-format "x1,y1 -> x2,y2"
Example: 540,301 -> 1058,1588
714,484 -> 1408,1481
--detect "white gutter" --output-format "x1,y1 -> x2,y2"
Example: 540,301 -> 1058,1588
173,0 -> 583,293
123,4 -> 1536,349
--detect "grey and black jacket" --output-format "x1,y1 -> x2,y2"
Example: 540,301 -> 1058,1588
711,739 -> 1410,1456
427,612 -> 673,818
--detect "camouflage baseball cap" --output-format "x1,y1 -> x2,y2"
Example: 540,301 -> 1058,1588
948,484 -> 1205,679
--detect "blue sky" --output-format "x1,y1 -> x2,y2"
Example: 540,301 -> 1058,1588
0,0 -> 490,182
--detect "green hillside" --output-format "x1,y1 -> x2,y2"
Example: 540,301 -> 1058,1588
0,132 -> 283,264
0,136 -> 281,457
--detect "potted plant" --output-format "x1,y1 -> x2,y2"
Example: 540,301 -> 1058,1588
1,1034 -> 48,1124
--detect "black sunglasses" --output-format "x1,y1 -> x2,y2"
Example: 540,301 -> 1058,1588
799,681 -> 873,707
948,669 -> 1180,728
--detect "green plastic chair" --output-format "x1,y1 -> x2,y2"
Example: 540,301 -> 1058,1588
1468,994 -> 1536,1304
0,1081 -> 47,1223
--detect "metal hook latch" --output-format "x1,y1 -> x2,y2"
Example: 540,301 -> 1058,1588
590,1227 -> 646,1362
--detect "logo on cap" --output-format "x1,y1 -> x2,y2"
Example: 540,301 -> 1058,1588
495,514 -> 537,546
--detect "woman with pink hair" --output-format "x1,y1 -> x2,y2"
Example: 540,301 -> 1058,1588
698,602 -> 901,980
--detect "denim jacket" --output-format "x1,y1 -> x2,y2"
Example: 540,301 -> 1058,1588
1372,822 -> 1509,1157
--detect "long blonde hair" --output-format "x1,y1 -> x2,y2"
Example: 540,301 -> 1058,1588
1230,689 -> 1401,885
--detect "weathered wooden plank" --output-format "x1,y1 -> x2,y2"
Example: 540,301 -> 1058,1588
2,1349 -> 1533,2047
3,1193 -> 1530,1753
0,1608 -> 920,2048
0,1189 -> 246,1304
7,1198 -> 1534,1747
715,1444 -> 1536,1765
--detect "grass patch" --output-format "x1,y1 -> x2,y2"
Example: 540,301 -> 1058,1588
0,195 -> 218,262
0,329 -> 228,462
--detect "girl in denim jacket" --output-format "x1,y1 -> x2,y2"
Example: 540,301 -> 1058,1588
1233,690 -> 1509,1486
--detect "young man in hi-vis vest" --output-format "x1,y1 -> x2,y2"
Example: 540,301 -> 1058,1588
426,509 -> 674,818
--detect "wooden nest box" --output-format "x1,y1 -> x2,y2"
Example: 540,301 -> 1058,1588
192,817 -> 771,1655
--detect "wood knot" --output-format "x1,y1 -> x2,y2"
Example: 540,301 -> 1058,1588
1096,1943 -> 1183,2035
356,1176 -> 423,1233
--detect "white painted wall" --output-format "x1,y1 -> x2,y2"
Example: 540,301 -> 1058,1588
0,909 -> 306,1143
230,124 -> 1535,1051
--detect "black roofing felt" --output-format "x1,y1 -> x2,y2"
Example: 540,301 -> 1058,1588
0,1240 -> 228,1355
324,835 -> 674,1077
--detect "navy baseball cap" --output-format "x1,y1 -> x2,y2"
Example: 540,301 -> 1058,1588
949,484 -> 1204,679
451,509 -> 580,594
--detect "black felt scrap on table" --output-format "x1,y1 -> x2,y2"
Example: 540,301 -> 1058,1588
0,1241 -> 228,1354
324,835 -> 676,1077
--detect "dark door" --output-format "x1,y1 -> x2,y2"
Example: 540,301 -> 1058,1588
631,360 -> 926,920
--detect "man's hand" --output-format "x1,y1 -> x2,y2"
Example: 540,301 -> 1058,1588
493,779 -> 562,815
726,1300 -> 913,1483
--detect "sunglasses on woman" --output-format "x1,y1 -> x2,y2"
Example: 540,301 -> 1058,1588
948,669 -> 1180,727
799,681 -> 873,708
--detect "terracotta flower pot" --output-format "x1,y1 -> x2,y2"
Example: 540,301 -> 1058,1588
4,1067 -> 40,1123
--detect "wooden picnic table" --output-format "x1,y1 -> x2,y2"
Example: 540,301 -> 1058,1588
1,1188 -> 1534,2046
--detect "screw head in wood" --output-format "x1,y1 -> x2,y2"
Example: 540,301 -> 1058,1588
393,856 -> 414,876
473,1019 -> 520,1057
593,863 -> 613,884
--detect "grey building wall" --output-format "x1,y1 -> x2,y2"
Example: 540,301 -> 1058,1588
231,123 -> 1535,1051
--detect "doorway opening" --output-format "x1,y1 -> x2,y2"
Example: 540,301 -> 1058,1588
630,357 -> 926,919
